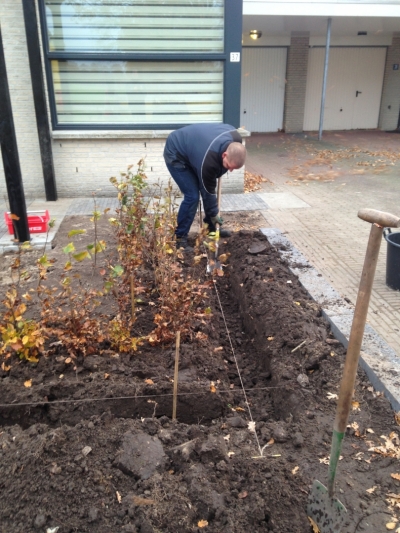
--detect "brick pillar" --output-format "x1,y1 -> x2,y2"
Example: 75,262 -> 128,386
283,32 -> 310,133
379,33 -> 400,131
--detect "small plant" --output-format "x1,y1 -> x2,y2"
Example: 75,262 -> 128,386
146,181 -> 212,344
0,288 -> 44,365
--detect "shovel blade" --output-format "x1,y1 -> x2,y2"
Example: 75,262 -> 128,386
307,480 -> 347,533
206,259 -> 221,274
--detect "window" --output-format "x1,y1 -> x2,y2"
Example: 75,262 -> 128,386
40,0 -> 242,129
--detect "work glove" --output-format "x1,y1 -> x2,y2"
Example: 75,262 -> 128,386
210,213 -> 224,226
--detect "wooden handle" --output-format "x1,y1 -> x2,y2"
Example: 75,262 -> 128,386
217,179 -> 222,211
358,208 -> 400,228
329,223 -> 383,496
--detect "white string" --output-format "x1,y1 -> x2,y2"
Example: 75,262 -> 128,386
212,278 -> 263,456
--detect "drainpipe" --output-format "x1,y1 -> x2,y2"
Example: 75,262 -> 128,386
318,18 -> 332,141
0,23 -> 30,243
22,0 -> 57,201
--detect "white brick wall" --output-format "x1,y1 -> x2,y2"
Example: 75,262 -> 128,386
52,134 -> 245,197
0,0 -> 46,200
379,33 -> 400,131
283,32 -> 310,133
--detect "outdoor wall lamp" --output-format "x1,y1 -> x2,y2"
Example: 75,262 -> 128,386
249,30 -> 262,40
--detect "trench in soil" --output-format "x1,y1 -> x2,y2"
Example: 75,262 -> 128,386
1,226 -> 399,533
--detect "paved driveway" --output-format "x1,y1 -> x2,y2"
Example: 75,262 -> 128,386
246,130 -> 400,357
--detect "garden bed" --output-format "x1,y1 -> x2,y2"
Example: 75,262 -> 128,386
0,213 -> 399,533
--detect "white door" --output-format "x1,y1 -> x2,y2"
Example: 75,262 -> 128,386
240,47 -> 287,133
304,47 -> 386,131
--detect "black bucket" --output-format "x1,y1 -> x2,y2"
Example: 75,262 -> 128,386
384,228 -> 400,291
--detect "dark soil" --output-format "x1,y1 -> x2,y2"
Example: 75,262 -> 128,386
0,214 -> 399,533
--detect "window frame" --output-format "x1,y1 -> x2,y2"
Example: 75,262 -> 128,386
38,0 -> 243,130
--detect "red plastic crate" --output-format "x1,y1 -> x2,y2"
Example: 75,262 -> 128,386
4,210 -> 50,234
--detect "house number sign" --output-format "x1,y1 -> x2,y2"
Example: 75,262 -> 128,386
230,52 -> 240,62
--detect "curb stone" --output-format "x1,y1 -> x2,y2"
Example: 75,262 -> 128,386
261,227 -> 400,413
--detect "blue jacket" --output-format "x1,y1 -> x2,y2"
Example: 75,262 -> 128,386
164,123 -> 242,217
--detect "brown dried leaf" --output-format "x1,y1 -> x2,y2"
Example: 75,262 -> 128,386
131,496 -> 155,506
308,516 -> 321,533
145,379 -> 154,385
198,520 -> 209,528
24,379 -> 32,388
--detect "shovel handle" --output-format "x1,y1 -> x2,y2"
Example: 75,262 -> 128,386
358,208 -> 400,228
328,213 -> 394,496
217,178 -> 222,211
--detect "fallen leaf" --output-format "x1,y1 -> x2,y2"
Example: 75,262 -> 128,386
238,491 -> 248,499
367,428 -> 375,434
391,473 -> 400,481
352,401 -> 360,411
366,486 -> 377,493
131,496 -> 155,506
116,491 -> 122,503
267,336 -> 274,341
1,362 -> 10,372
104,373 -> 110,379
292,466 -> 299,475
213,347 -> 224,352
327,392 -> 338,400
294,301 -> 301,306
65,357 -> 72,364
387,493 -> 400,508
248,421 -> 256,433
234,407 -> 245,412
145,379 -> 154,385
308,516 -> 321,533
386,523 -> 397,530
198,520 -> 208,528
210,382 -> 216,393
24,379 -> 32,388
223,434 -> 230,441
227,451 -> 235,457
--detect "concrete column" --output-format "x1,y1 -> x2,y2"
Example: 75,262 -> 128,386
0,0 -> 45,199
379,32 -> 400,131
283,32 -> 310,133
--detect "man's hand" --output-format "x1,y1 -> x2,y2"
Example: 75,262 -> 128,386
210,214 -> 224,226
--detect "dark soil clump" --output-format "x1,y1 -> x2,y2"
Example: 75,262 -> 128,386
0,218 -> 399,533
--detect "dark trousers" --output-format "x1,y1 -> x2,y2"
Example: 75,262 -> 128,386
166,163 -> 215,237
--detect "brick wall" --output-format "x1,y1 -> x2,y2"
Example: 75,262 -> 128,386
0,0 -> 46,200
379,33 -> 400,131
283,32 -> 310,133
51,134 -> 245,197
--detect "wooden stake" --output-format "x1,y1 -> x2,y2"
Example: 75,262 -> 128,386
130,273 -> 135,320
172,331 -> 181,420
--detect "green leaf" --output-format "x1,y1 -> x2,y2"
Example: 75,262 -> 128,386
87,243 -> 95,251
111,265 -> 124,277
38,254 -> 50,267
21,241 -> 31,250
73,251 -> 91,262
67,229 -> 86,237
63,242 -> 75,254
95,241 -> 106,253
49,219 -> 56,228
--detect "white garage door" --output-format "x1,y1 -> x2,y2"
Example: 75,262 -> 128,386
304,47 -> 386,131
240,47 -> 287,133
